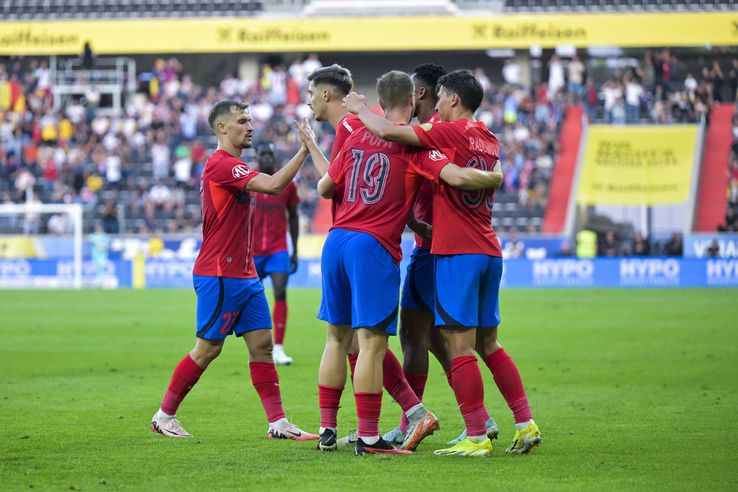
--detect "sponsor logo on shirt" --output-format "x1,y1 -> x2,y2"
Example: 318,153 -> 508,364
420,123 -> 433,132
428,150 -> 447,161
342,118 -> 354,133
232,165 -> 251,178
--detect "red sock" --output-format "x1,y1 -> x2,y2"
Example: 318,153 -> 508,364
355,392 -> 382,438
160,354 -> 204,415
449,355 -> 488,437
273,300 -> 287,345
399,372 -> 428,432
249,362 -> 286,423
383,349 -> 421,414
318,385 -> 343,429
348,352 -> 359,384
484,349 -> 532,424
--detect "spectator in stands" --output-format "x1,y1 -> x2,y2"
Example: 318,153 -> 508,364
555,241 -> 573,258
729,59 -> 738,102
302,54 -> 322,78
567,55 -> 585,102
600,230 -> 620,257
624,72 -> 643,124
548,55 -> 565,100
708,61 -> 725,103
81,41 -> 95,70
664,232 -> 684,257
706,240 -> 720,258
504,229 -> 525,259
502,58 -> 521,86
630,231 -> 650,256
719,207 -> 737,233
47,213 -> 69,235
601,78 -> 623,124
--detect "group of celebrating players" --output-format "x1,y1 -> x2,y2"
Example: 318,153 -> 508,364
149,62 -> 543,457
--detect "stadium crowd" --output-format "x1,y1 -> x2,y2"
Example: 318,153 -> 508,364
720,113 -> 738,233
0,51 -> 735,236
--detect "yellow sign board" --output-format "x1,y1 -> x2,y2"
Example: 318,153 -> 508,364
0,12 -> 735,55
577,125 -> 698,206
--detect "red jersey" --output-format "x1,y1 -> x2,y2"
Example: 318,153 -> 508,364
329,114 -> 364,222
193,149 -> 260,278
329,125 -> 451,263
411,112 -> 442,249
252,181 -> 299,256
412,118 -> 502,257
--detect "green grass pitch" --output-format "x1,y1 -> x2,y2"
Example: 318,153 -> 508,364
1,288 -> 737,490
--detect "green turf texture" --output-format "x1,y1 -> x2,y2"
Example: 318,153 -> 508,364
1,288 -> 737,491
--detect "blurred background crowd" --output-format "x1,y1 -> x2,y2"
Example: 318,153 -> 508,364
0,49 -> 735,255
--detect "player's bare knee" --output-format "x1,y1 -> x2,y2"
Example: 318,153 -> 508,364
475,327 -> 500,357
243,329 -> 274,362
273,287 -> 286,301
191,339 -> 223,366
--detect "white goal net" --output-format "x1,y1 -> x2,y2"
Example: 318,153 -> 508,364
0,203 -> 84,289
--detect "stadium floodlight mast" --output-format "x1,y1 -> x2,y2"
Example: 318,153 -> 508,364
0,202 -> 83,289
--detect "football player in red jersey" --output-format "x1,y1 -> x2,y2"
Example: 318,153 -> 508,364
252,142 -> 300,366
344,70 -> 541,457
150,100 -> 317,442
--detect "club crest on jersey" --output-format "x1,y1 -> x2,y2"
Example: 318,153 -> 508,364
420,123 -> 433,132
428,150 -> 447,161
232,165 -> 251,178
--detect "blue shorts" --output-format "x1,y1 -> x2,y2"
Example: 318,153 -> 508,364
400,247 -> 434,313
193,275 -> 272,341
434,254 -> 502,329
253,251 -> 290,279
318,228 -> 400,335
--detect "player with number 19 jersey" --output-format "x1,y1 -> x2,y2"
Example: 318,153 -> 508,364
318,126 -> 451,335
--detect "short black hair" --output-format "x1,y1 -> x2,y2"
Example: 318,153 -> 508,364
376,71 -> 413,110
306,64 -> 353,96
208,100 -> 248,130
437,69 -> 484,113
412,63 -> 447,97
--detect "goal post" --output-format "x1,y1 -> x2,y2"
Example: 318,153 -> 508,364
0,202 -> 84,289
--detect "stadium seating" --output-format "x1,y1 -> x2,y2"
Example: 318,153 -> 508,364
1,0 -> 264,20
2,0 -> 732,20
503,0 -> 733,12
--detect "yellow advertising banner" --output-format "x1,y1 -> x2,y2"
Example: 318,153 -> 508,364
0,12 -> 735,55
576,125 -> 698,206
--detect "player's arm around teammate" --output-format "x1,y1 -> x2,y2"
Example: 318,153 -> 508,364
343,92 -> 504,191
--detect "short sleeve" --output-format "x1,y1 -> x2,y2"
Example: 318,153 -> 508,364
412,121 -> 454,151
330,124 -> 350,163
327,147 -> 346,184
410,148 -> 451,183
212,158 -> 259,192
